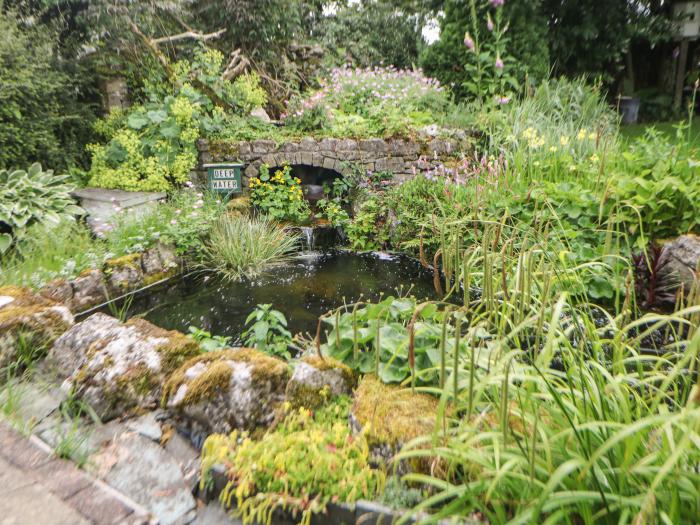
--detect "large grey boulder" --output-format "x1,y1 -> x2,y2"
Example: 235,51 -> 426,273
0,286 -> 74,371
48,313 -> 199,420
164,348 -> 290,435
663,234 -> 700,294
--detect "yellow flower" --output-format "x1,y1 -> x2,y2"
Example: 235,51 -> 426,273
295,177 -> 301,183
560,136 -> 569,146
588,131 -> 597,140
590,154 -> 599,163
549,146 -> 557,152
569,165 -> 577,172
577,129 -> 588,141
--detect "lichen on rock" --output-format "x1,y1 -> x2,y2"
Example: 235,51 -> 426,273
164,348 -> 290,435
48,313 -> 199,420
285,356 -> 355,409
0,286 -> 74,371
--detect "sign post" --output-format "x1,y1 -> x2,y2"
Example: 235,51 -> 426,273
203,163 -> 244,198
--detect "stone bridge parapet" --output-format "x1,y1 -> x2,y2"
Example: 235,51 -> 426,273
196,136 -> 467,183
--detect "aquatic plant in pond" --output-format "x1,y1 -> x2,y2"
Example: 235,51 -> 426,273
242,304 -> 293,359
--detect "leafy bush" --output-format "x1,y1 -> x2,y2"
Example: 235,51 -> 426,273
201,398 -> 384,523
88,48 -> 268,192
346,197 -> 388,251
202,215 -> 299,280
0,9 -> 98,171
283,66 -> 450,137
248,165 -> 311,224
242,304 -> 293,359
88,89 -> 212,192
611,127 -> 700,241
0,164 -> 84,253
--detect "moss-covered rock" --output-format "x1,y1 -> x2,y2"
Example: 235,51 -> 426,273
105,253 -> 145,294
48,313 -> 199,421
69,269 -> 108,312
0,286 -> 74,371
140,243 -> 180,283
350,375 -> 447,474
164,348 -> 290,435
285,356 -> 355,409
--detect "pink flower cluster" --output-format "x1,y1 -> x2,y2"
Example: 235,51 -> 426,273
283,65 -> 445,123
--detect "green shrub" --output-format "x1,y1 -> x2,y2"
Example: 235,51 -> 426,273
346,197 -> 388,251
202,215 -> 299,280
611,127 -> 700,241
0,164 -> 84,254
0,9 -> 97,171
88,48 -> 268,192
87,90 -> 208,192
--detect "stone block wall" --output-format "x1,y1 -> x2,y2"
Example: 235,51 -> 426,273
196,136 -> 467,185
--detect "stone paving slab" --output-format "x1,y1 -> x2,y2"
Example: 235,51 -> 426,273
0,420 -> 152,525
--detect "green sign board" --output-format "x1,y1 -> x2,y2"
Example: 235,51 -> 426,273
204,163 -> 244,195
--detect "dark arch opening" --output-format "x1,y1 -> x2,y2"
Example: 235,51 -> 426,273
269,164 -> 343,202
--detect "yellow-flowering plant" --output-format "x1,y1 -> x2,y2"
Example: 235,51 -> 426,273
249,165 -> 311,224
201,397 -> 384,525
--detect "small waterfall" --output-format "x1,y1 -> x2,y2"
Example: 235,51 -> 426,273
299,226 -> 315,252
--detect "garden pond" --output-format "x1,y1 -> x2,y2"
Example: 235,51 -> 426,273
118,251 -> 437,341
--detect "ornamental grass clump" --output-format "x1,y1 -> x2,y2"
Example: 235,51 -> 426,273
202,215 -> 299,280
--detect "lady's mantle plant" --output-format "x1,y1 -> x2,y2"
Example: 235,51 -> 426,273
88,48 -> 267,193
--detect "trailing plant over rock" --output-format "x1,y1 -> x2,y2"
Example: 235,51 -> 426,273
201,397 -> 384,524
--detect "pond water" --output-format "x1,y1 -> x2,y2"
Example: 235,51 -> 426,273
126,251 -> 436,342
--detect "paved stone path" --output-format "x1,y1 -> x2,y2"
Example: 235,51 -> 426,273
0,421 -> 151,525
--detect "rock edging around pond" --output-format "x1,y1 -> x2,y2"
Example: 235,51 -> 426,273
38,242 -> 181,314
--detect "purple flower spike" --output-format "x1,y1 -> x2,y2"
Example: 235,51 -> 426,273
495,57 -> 504,70
487,14 -> 494,32
490,0 -> 504,6
464,32 -> 475,50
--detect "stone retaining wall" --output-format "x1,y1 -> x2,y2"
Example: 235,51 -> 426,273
196,136 -> 467,183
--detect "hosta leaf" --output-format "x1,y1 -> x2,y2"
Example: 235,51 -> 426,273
0,233 -> 11,254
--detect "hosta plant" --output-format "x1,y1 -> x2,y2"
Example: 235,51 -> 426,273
0,163 -> 83,253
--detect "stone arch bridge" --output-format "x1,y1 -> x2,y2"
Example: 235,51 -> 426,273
196,136 -> 467,186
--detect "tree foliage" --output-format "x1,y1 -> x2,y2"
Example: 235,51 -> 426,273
321,0 -> 423,69
0,7 -> 99,170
